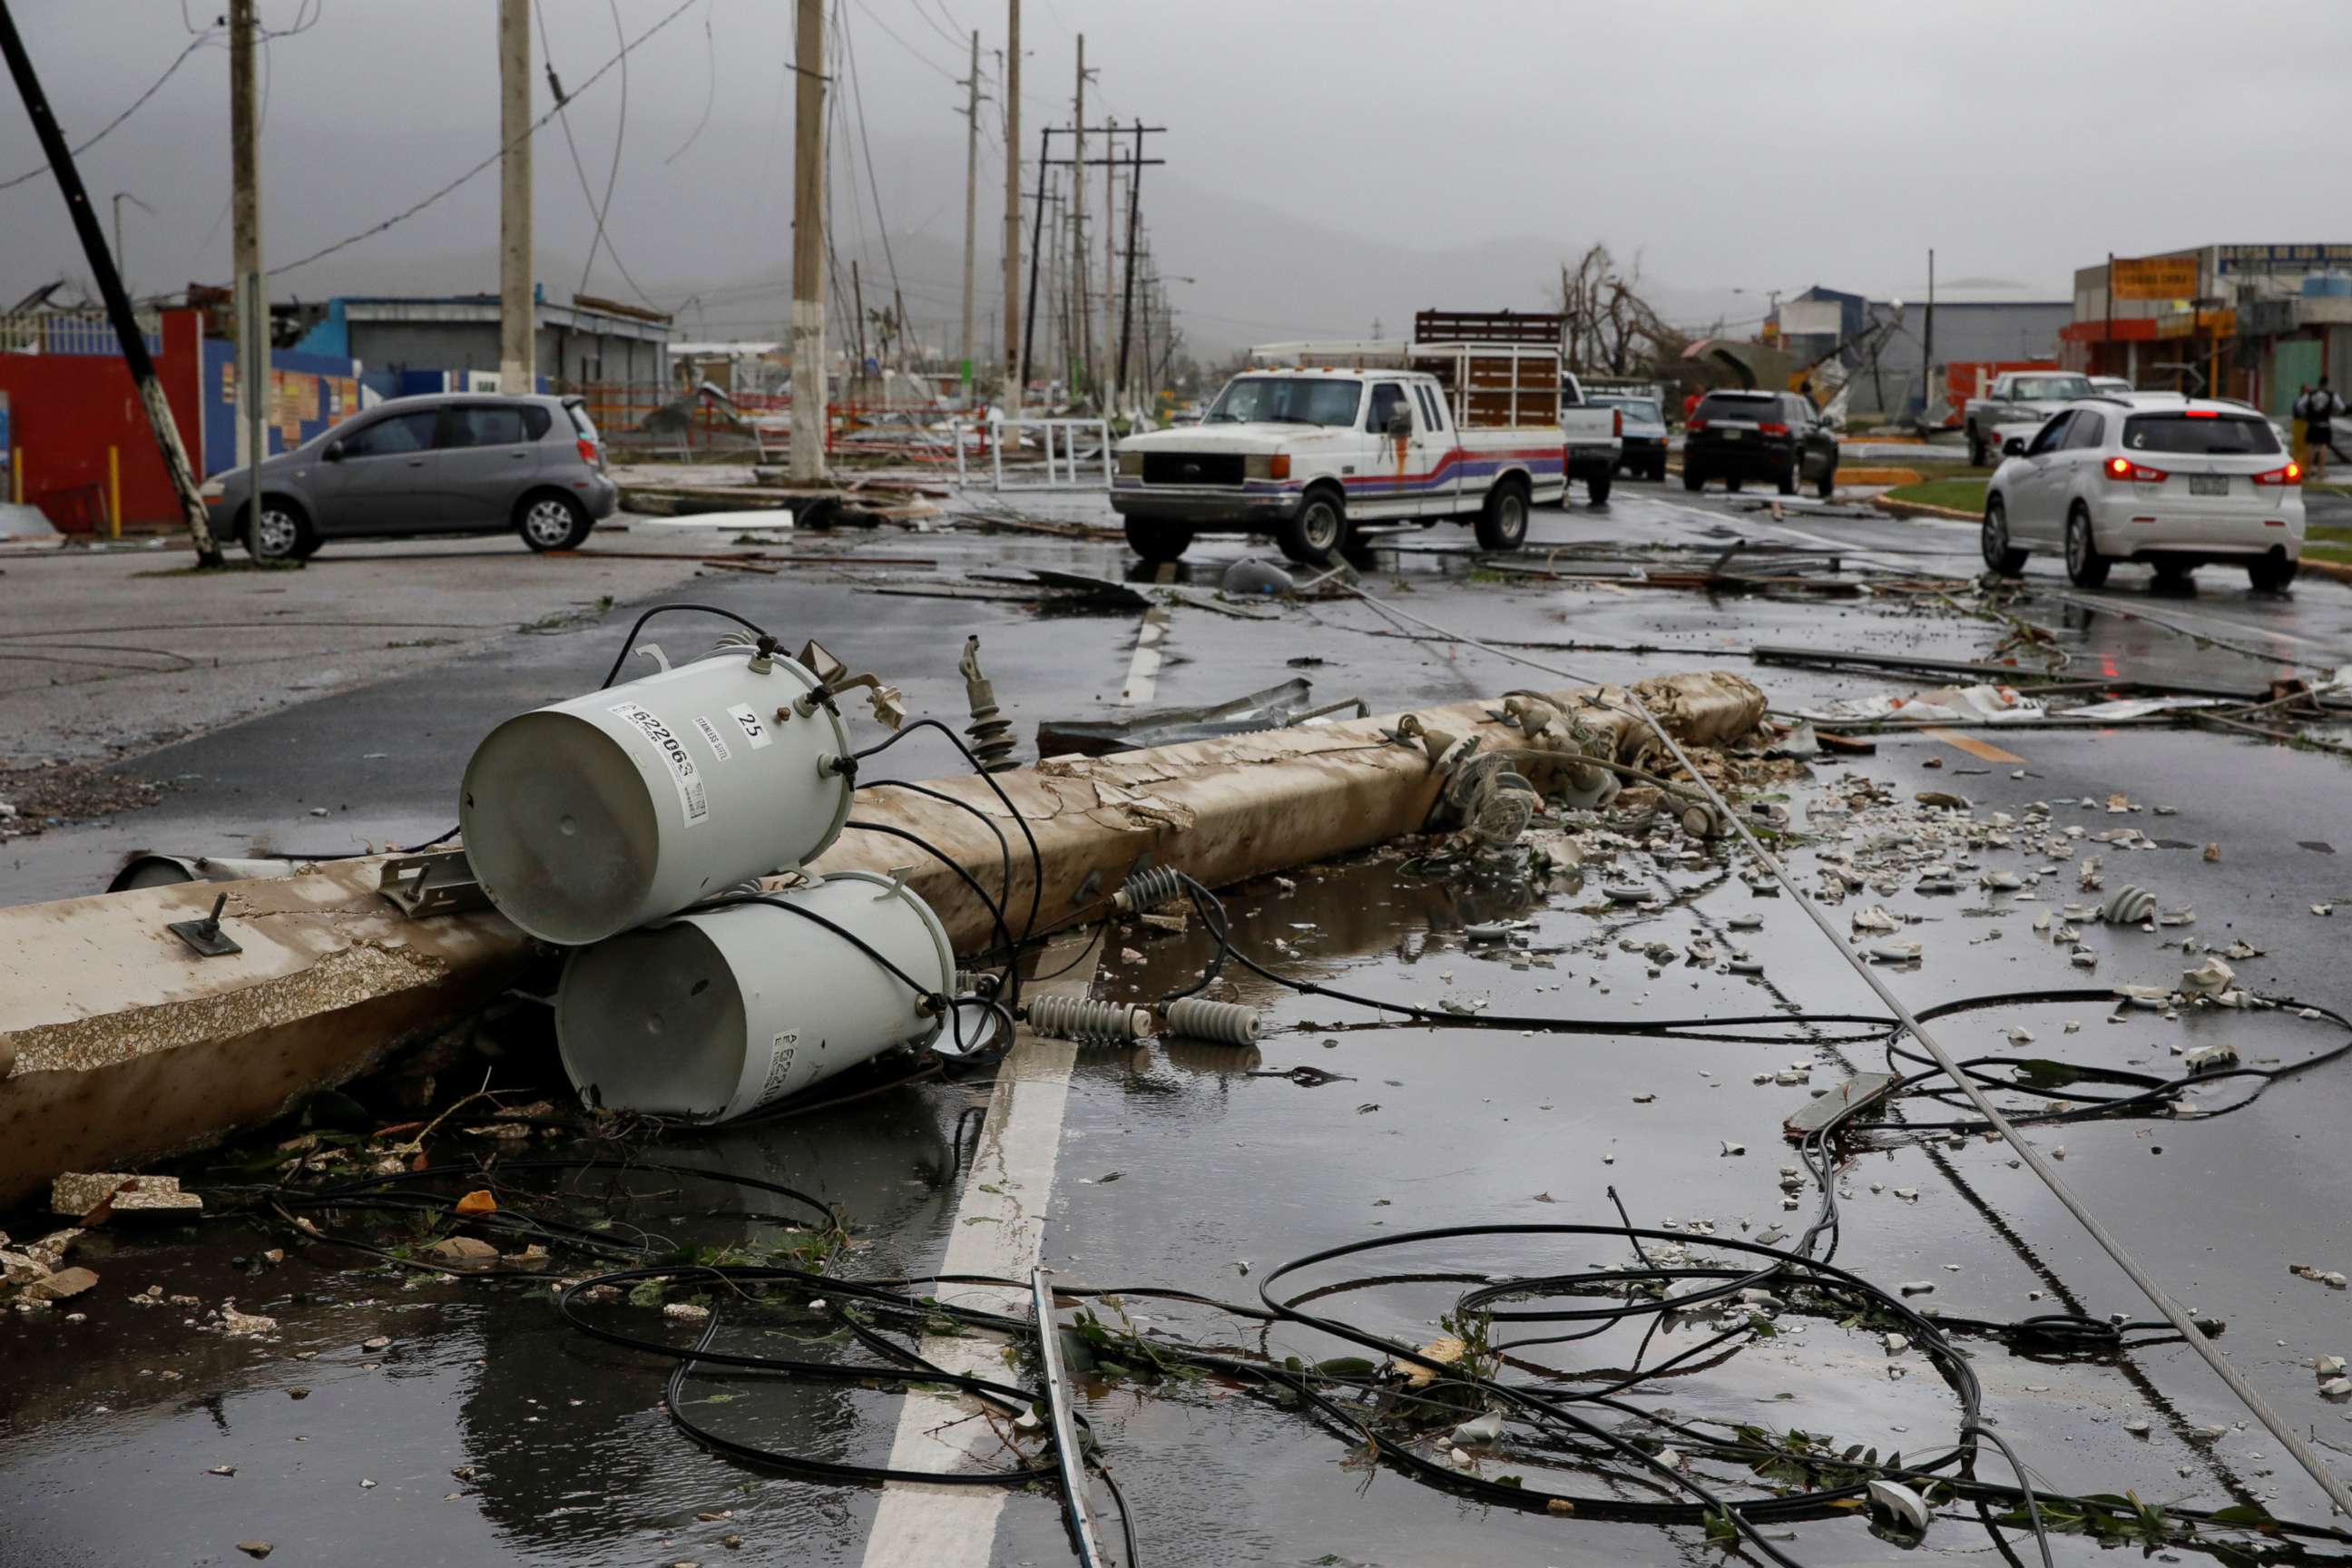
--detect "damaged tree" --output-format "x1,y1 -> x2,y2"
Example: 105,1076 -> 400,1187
1555,241 -> 1689,379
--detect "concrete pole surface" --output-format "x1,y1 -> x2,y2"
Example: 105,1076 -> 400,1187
959,29 -> 979,403
230,0 -> 266,514
0,671 -> 1766,1201
496,0 -> 535,395
1001,0 -> 1020,385
788,0 -> 828,482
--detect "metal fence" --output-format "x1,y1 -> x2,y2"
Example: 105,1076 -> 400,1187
0,309 -> 162,357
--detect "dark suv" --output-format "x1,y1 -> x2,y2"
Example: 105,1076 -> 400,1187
205,393 -> 617,560
1682,390 -> 1839,498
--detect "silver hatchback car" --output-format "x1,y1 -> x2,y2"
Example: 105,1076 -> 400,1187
1983,394 -> 2304,592
206,393 -> 619,560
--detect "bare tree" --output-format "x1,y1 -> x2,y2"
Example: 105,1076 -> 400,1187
1554,243 -> 1688,378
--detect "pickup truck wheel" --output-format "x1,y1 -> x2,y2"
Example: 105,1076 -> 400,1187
1585,467 -> 1612,505
1650,457 -> 1669,483
1278,488 -> 1348,563
1123,518 -> 1191,562
1967,429 -> 1987,466
1980,495 -> 2027,576
1474,479 -> 1530,552
1681,465 -> 1705,493
2064,505 -> 2111,588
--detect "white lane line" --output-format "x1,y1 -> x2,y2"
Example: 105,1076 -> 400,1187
858,934 -> 1096,1567
1120,605 -> 1171,706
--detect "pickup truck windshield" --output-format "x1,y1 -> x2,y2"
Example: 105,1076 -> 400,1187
2011,376 -> 2092,400
2123,413 -> 2281,456
1206,377 -> 1362,427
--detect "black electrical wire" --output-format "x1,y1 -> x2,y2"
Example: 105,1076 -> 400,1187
855,719 -> 1046,1002
597,603 -> 776,689
209,1134 -> 2352,1565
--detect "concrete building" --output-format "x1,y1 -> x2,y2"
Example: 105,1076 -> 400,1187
1772,282 -> 2072,424
2063,243 -> 2352,418
283,289 -> 671,392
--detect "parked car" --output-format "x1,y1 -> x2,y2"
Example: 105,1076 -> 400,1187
1981,394 -> 2303,591
1112,337 -> 1566,563
204,393 -> 616,560
1557,371 -> 1625,503
1681,389 -> 1839,497
2088,376 -> 2135,397
1962,371 -> 2094,465
1590,390 -> 1669,482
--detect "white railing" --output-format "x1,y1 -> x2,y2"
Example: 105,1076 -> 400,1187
951,416 -> 1114,491
0,309 -> 163,357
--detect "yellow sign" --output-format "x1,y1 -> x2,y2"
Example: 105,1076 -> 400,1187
2112,254 -> 2200,302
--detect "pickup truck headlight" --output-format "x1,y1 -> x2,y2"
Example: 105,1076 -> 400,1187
1243,454 -> 1291,480
1116,451 -> 1144,476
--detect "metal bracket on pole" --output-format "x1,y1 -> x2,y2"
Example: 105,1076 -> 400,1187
1030,1267 -> 1106,1568
166,893 -> 243,958
377,849 -> 488,919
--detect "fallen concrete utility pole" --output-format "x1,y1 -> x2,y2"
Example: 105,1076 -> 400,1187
0,671 -> 1764,1203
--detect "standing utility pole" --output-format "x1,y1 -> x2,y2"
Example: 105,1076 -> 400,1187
110,191 -> 154,299
230,0 -> 267,514
1115,119 -> 1144,405
496,0 -> 535,395
787,0 -> 828,482
1072,35 -> 1091,394
1922,248 -> 1936,416
2104,252 -> 2116,380
1101,116 -> 1115,397
957,29 -> 981,404
0,0 -> 221,564
1000,0 -> 1021,388
1016,138 -> 1047,407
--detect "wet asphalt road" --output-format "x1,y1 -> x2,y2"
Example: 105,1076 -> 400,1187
7,478 -> 2352,1566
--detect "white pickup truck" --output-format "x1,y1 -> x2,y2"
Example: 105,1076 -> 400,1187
1963,370 -> 2094,466
1110,331 -> 1568,564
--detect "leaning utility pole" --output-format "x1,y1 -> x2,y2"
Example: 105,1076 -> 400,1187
230,0 -> 266,515
496,0 -> 535,394
1000,0 -> 1021,394
958,28 -> 981,405
787,0 -> 828,482
0,0 -> 222,564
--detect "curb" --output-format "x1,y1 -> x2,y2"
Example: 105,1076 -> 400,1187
2301,556 -> 2352,585
1871,495 -> 1980,524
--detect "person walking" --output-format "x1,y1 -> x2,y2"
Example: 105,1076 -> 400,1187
2298,380 -> 2346,480
1681,385 -> 1703,426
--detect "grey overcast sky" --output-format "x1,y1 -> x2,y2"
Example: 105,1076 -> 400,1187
4,0 -> 2348,351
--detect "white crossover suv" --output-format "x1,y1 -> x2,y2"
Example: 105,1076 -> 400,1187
1981,394 -> 2304,592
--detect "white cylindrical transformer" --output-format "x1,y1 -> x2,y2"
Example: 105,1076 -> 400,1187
460,649 -> 853,946
554,871 -> 956,1121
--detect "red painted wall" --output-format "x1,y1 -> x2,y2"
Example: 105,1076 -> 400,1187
0,310 -> 205,534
